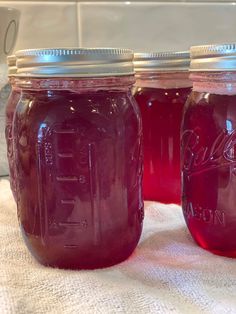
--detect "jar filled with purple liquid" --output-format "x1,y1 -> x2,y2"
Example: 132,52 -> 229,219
13,48 -> 144,269
133,51 -> 191,204
181,43 -> 236,257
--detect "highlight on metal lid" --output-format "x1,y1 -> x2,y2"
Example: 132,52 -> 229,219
7,55 -> 17,76
133,51 -> 190,73
190,43 -> 236,71
15,48 -> 135,77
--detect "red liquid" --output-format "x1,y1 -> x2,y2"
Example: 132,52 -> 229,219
181,91 -> 236,257
14,82 -> 143,269
5,82 -> 21,200
134,86 -> 191,204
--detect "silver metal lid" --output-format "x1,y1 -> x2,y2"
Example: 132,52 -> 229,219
7,55 -> 17,76
190,43 -> 236,71
134,51 -> 190,73
15,48 -> 134,77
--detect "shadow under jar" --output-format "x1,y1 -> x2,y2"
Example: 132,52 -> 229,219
133,52 -> 192,204
181,43 -> 236,257
14,48 -> 144,269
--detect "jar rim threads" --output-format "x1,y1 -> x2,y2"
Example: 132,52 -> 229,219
133,51 -> 190,73
7,54 -> 17,76
15,47 -> 134,78
190,43 -> 236,72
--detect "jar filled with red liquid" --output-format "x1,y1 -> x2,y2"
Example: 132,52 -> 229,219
5,55 -> 21,200
181,43 -> 236,257
14,48 -> 143,269
133,52 -> 191,204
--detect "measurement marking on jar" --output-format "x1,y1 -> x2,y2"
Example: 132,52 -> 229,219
57,153 -> 74,158
56,176 -> 78,182
88,143 -> 101,245
37,143 -> 48,245
54,130 -> 76,134
44,142 -> 53,165
58,221 -> 87,227
61,199 -> 76,205
64,244 -> 80,249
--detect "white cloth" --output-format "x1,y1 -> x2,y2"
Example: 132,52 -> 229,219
1,178 -> 236,314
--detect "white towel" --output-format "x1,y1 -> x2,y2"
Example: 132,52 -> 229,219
1,178 -> 236,314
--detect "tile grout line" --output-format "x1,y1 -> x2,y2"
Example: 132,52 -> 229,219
77,1 -> 82,47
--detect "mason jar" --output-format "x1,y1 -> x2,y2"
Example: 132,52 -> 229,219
133,51 -> 191,204
14,48 -> 144,269
181,43 -> 236,257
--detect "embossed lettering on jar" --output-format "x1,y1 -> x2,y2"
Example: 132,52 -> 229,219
133,52 -> 191,204
181,43 -> 236,257
14,48 -> 143,269
5,55 -> 20,200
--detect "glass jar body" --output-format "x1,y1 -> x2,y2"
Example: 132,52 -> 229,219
181,72 -> 236,257
133,72 -> 192,204
5,77 -> 21,200
14,77 -> 144,269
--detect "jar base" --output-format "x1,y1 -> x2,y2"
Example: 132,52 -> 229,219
31,243 -> 140,270
195,239 -> 236,258
38,246 -> 138,270
21,228 -> 142,270
207,248 -> 236,258
144,194 -> 181,205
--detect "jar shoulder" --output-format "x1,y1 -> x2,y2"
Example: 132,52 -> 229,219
17,89 -> 136,114
14,90 -> 141,138
183,91 -> 236,126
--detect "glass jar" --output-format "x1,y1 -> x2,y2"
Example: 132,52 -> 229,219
14,48 -> 144,269
181,43 -> 236,257
5,55 -> 21,200
133,52 -> 192,204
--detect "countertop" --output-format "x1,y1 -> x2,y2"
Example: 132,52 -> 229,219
1,178 -> 236,314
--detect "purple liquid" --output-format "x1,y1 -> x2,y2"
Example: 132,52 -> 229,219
182,91 -> 236,257
14,80 -> 143,269
134,86 -> 191,204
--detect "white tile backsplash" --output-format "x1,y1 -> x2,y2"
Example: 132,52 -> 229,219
79,2 -> 236,51
0,1 -> 78,51
0,1 -> 236,52
0,1 -> 79,176
0,0 -> 236,176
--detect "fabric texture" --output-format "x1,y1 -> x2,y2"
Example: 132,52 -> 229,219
0,178 -> 236,314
